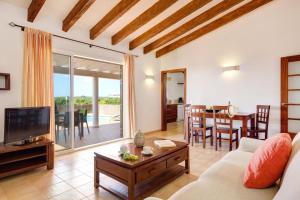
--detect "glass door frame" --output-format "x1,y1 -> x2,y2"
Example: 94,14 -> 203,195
53,51 -> 126,153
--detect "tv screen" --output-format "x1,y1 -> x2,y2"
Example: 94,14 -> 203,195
4,107 -> 50,144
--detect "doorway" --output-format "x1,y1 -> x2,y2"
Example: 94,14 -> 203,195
53,53 -> 124,151
281,55 -> 300,138
161,68 -> 186,131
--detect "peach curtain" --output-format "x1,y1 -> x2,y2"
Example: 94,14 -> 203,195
125,54 -> 136,138
22,27 -> 55,141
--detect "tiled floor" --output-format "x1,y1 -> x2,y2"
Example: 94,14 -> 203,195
0,122 -> 229,200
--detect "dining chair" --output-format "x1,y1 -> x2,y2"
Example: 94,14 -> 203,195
80,109 -> 90,134
213,106 -> 239,151
55,114 -> 65,142
242,105 -> 270,140
190,105 -> 213,148
63,111 -> 83,140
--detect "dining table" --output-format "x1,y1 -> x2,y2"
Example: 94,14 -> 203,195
184,111 -> 256,143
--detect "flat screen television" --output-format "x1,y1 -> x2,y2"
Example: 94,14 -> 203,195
4,107 -> 50,144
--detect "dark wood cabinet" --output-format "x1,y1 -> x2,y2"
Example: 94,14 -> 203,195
166,104 -> 177,123
0,139 -> 54,179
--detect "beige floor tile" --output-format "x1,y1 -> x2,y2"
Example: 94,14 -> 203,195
0,186 -> 8,200
66,175 -> 93,188
151,174 -> 198,199
56,170 -> 84,181
75,181 -> 99,197
87,190 -> 119,200
53,165 -> 74,174
3,183 -> 42,200
8,192 -> 47,200
26,171 -> 63,189
0,175 -> 29,189
41,182 -> 73,198
49,188 -> 85,200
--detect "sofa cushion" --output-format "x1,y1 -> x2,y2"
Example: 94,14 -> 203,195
273,132 -> 300,200
243,133 -> 292,189
168,151 -> 278,200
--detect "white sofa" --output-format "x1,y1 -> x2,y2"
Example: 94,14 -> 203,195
146,133 -> 300,200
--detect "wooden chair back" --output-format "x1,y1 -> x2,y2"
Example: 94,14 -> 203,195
64,111 -> 80,127
184,104 -> 191,118
190,105 -> 207,130
256,105 -> 271,130
184,104 -> 191,140
213,105 -> 232,129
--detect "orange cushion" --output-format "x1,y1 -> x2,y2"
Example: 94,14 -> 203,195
243,133 -> 292,188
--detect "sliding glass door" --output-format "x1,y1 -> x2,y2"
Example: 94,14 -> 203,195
53,53 -> 123,151
73,56 -> 123,148
53,53 -> 72,151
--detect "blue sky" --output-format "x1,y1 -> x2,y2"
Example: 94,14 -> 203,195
54,74 -> 120,97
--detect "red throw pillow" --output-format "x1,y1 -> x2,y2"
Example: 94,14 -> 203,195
243,133 -> 292,188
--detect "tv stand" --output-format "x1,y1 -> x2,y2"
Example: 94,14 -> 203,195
0,138 -> 54,179
12,138 -> 41,146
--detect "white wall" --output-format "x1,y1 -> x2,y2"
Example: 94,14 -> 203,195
135,54 -> 161,133
0,2 -> 160,141
159,0 -> 300,136
166,73 -> 184,104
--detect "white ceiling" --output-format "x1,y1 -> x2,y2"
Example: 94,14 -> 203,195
1,0 -> 251,53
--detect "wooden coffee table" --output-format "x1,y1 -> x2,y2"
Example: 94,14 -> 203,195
94,137 -> 189,200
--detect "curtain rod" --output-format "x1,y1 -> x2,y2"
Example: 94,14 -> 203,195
9,22 -> 139,57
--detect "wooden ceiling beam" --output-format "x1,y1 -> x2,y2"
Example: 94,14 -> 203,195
129,0 -> 212,50
156,0 -> 273,58
90,0 -> 140,40
63,0 -> 95,32
27,0 -> 46,22
144,0 -> 244,54
112,0 -> 178,45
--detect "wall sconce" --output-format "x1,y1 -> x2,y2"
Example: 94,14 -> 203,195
145,74 -> 155,80
222,65 -> 240,72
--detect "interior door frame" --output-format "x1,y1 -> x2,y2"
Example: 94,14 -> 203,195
281,55 -> 300,138
161,68 -> 187,131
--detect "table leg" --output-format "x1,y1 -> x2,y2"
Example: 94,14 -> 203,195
195,135 -> 200,143
47,143 -> 54,170
250,116 -> 255,129
128,171 -> 135,200
94,158 -> 99,188
242,119 -> 248,138
249,116 -> 256,138
202,130 -> 206,148
185,148 -> 190,174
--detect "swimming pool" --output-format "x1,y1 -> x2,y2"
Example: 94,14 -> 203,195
86,114 -> 119,124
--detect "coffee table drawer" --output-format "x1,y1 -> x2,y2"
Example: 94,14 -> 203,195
136,160 -> 167,183
96,158 -> 129,182
167,148 -> 188,168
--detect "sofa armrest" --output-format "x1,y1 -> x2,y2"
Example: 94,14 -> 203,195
238,137 -> 264,153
